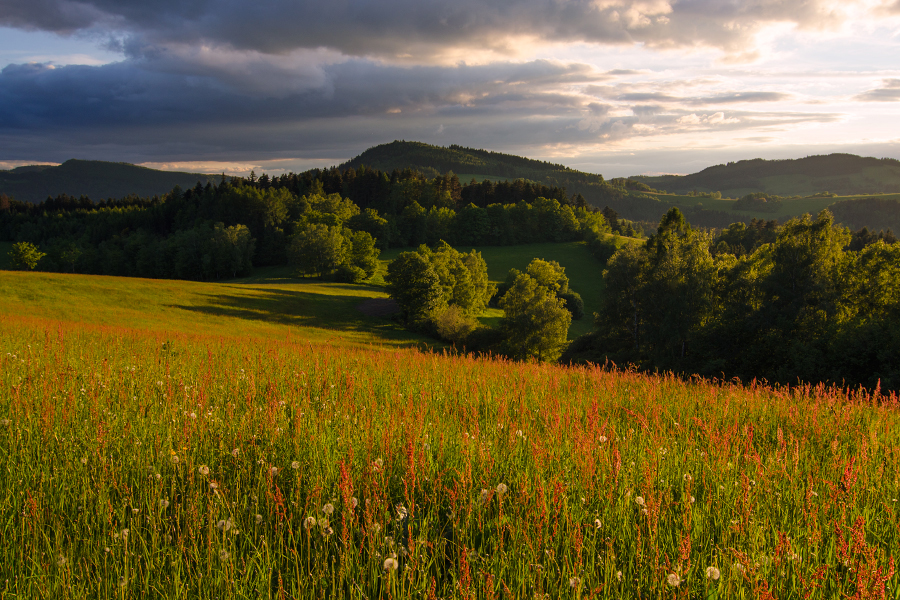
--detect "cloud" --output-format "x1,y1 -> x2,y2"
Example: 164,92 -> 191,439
855,79 -> 900,101
0,0 -> 885,64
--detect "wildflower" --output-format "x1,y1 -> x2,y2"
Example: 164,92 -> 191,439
198,465 -> 210,476
706,566 -> 720,580
304,516 -> 317,530
496,483 -> 508,496
322,503 -> 334,515
219,550 -> 230,561
634,496 -> 645,507
160,499 -> 170,510
569,577 -> 580,588
383,557 -> 399,571
598,435 -> 607,443
291,461 -> 299,470
256,514 -> 264,525
667,573 -> 681,587
217,519 -> 233,532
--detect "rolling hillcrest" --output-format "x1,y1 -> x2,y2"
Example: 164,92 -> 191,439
0,159 -> 214,203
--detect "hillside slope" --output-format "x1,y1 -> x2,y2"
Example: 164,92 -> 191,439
0,159 -> 214,203
340,140 -> 608,188
633,154 -> 900,197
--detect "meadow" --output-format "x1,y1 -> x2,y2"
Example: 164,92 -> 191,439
1,294 -> 899,598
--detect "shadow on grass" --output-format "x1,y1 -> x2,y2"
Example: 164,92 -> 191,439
165,286 -> 424,344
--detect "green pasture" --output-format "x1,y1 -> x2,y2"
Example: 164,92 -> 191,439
381,241 -> 608,338
0,266 -> 433,350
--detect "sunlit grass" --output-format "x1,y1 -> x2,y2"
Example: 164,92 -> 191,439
1,315 -> 898,598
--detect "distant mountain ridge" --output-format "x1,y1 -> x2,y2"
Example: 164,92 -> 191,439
339,140 -> 608,187
632,154 -> 900,197
0,159 -> 214,203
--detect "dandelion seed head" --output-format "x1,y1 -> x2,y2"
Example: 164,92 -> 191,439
634,496 -> 645,507
616,570 -> 623,582
120,529 -> 129,539
396,505 -> 408,519
594,519 -> 601,529
667,573 -> 680,587
706,566 -> 720,580
351,497 -> 359,509
496,483 -> 508,496
317,517 -> 329,529
57,555 -> 67,567
322,503 -> 334,515
374,458 -> 384,469
598,435 -> 607,443
219,550 -> 230,561
198,465 -> 209,476
291,461 -> 299,470
160,499 -> 170,510
269,467 -> 278,476
683,473 -> 692,482
304,516 -> 317,530
231,448 -> 239,458
569,577 -> 580,588
383,557 -> 398,571
256,514 -> 264,525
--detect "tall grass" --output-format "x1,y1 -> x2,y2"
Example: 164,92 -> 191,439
1,315 -> 898,598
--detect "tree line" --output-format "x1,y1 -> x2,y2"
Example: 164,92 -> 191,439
565,207 -> 900,392
1,166 -> 626,280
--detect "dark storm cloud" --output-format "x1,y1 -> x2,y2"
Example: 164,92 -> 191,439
0,0 -> 862,60
0,57 -> 618,161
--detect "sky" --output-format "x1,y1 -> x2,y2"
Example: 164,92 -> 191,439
1,0 -> 900,178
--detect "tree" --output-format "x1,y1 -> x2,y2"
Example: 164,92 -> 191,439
288,223 -> 346,278
499,272 -> 571,361
9,242 -> 46,271
386,252 -> 444,322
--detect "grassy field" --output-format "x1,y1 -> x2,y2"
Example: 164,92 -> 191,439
0,314 -> 897,598
381,241 -> 606,339
0,267 -> 433,350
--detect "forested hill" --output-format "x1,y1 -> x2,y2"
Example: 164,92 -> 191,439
340,141 -> 608,187
632,154 -> 900,197
0,160 -> 214,203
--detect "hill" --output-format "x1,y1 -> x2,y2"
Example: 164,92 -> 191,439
340,140 -> 608,188
632,154 -> 900,197
0,159 -> 214,203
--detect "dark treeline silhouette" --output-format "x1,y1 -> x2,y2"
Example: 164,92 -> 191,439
564,207 -> 900,392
